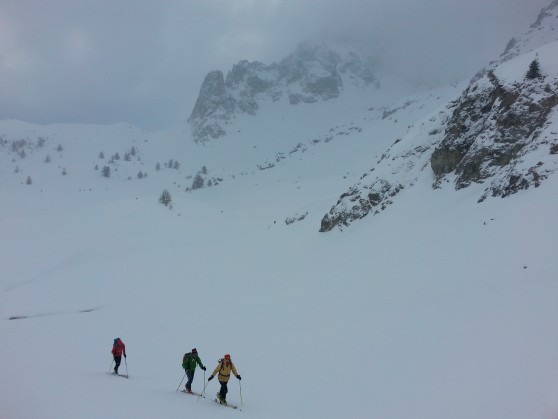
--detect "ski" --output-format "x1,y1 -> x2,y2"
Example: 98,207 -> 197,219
180,390 -> 204,398
214,398 -> 239,410
108,372 -> 129,379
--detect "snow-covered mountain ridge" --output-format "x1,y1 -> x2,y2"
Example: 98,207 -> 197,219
320,8 -> 558,231
0,82 -> 459,226
474,0 -> 558,80
188,43 -> 381,143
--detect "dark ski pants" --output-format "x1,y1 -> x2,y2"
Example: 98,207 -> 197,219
219,381 -> 229,400
113,356 -> 122,373
185,370 -> 195,390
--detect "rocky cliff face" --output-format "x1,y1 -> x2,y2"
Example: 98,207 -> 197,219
431,65 -> 558,201
320,35 -> 558,232
188,44 -> 378,143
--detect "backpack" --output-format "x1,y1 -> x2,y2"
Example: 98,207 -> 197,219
183,352 -> 191,367
217,358 -> 230,371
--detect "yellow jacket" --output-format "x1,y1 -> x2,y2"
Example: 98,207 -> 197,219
212,360 -> 238,383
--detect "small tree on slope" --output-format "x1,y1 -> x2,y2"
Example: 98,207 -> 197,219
159,189 -> 172,206
526,58 -> 542,80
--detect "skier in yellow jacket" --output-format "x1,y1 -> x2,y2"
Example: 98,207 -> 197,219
207,354 -> 241,404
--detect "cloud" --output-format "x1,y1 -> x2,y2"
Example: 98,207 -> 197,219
0,0 -> 550,129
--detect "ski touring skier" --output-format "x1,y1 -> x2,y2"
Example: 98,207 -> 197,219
208,354 -> 241,405
111,338 -> 126,375
182,348 -> 206,393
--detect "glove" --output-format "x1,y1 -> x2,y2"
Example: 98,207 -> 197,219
202,366 -> 206,371
237,375 -> 241,380
208,375 -> 214,381
124,354 -> 127,358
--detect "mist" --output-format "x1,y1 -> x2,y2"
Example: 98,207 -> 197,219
0,0 -> 550,129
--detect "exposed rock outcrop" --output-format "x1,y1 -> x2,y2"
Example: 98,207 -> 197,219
320,180 -> 404,232
320,41 -> 558,231
431,69 -> 558,198
320,1 -> 558,232
188,44 -> 378,143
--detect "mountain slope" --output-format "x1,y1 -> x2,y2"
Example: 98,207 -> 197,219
478,0 -> 558,78
320,12 -> 558,231
1,122 -> 558,418
1,4 -> 558,419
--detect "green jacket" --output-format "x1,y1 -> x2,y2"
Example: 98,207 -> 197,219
183,354 -> 205,373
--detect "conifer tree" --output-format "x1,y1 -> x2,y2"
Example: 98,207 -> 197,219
526,58 -> 541,80
159,189 -> 172,206
192,173 -> 204,189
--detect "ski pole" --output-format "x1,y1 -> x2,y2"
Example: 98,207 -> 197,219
176,372 -> 186,392
239,380 -> 243,406
125,356 -> 128,377
198,374 -> 209,402
108,360 -> 114,374
202,370 -> 206,396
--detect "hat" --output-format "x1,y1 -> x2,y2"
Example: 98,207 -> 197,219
224,354 -> 231,360
191,348 -> 197,354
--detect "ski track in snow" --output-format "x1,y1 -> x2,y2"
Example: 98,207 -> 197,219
4,251 -> 89,292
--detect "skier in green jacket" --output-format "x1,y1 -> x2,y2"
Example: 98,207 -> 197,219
182,348 -> 206,393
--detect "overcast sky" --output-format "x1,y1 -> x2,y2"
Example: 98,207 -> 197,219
0,0 -> 550,130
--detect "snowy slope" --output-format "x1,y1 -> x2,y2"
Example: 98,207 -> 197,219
1,8 -> 558,419
1,120 -> 558,419
1,78 -> 558,419
320,39 -> 558,231
474,0 -> 558,81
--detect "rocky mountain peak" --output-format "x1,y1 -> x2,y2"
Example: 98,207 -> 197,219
188,70 -> 226,122
187,43 -> 378,143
